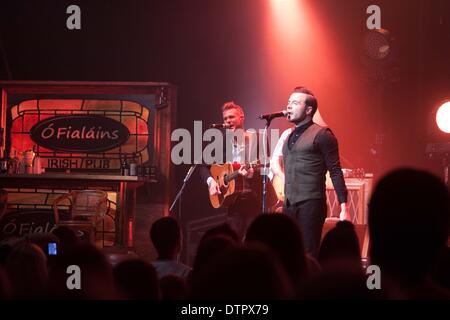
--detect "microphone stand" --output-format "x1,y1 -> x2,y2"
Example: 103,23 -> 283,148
168,163 -> 198,264
260,118 -> 273,214
169,164 -> 198,221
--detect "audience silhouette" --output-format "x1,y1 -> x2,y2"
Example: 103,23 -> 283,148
0,167 -> 448,301
318,220 -> 362,270
245,214 -> 308,297
113,258 -> 160,299
368,168 -> 450,299
150,216 -> 191,279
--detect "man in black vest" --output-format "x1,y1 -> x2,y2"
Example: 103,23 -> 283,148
275,87 -> 349,257
199,102 -> 261,240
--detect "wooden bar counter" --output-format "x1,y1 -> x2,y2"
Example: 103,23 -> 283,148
0,173 -> 146,247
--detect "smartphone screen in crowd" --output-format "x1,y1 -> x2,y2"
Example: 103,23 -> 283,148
48,242 -> 57,256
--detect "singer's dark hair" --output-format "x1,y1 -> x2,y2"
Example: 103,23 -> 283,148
222,101 -> 244,119
292,87 -> 318,115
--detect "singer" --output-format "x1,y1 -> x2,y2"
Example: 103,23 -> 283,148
199,101 -> 262,240
269,86 -> 349,257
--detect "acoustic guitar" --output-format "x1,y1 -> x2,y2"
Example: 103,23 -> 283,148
209,161 -> 262,209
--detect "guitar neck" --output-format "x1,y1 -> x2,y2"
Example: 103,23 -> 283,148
225,171 -> 240,184
224,162 -> 258,184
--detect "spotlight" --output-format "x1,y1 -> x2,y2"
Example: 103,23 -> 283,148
436,101 -> 450,134
361,28 -> 398,82
363,28 -> 392,60
426,100 -> 450,184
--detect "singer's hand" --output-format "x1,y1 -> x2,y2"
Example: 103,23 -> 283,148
208,179 -> 221,196
238,165 -> 254,178
339,203 -> 351,221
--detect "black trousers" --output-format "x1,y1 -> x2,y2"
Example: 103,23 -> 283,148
227,192 -> 261,241
284,198 -> 327,257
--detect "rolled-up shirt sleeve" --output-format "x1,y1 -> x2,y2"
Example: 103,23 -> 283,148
269,128 -> 292,180
315,129 -> 348,204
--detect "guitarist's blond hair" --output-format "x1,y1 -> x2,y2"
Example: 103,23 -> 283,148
222,101 -> 244,119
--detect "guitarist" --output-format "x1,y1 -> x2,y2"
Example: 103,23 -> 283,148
270,86 -> 350,257
199,101 -> 262,240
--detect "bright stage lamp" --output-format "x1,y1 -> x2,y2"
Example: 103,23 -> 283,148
436,101 -> 450,134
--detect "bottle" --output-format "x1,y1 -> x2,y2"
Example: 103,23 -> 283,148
32,145 -> 42,174
121,157 -> 129,176
16,150 -> 24,174
8,149 -> 17,174
7,149 -> 17,174
129,153 -> 137,176
23,149 -> 35,174
0,156 -> 7,174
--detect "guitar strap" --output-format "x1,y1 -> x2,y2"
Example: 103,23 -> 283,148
244,130 -> 259,164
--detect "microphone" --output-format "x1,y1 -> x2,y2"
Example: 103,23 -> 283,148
210,123 -> 231,129
258,110 -> 287,120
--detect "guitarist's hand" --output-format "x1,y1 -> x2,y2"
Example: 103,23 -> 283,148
208,179 -> 221,196
238,165 -> 254,178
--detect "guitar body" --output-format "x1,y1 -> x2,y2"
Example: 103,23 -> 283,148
209,161 -> 262,209
209,163 -> 239,209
